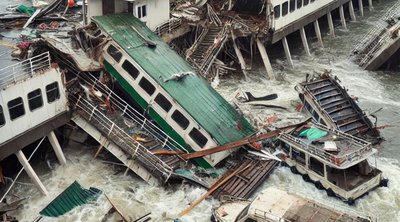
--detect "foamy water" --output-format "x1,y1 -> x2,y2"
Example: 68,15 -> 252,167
7,0 -> 400,221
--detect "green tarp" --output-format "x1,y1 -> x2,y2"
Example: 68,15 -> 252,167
16,5 -> 36,16
40,181 -> 102,217
299,128 -> 328,140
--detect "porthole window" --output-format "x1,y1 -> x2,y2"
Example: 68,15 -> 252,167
122,60 -> 139,80
8,97 -> 25,120
155,93 -> 172,112
107,44 -> 122,63
290,0 -> 296,12
139,77 -> 156,96
282,2 -> 289,16
189,128 -> 208,148
274,5 -> 280,19
28,88 -> 43,111
46,82 -> 60,103
0,106 -> 5,126
297,0 -> 302,9
171,110 -> 189,130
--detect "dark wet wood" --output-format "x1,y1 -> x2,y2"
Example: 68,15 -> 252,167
212,158 -> 278,199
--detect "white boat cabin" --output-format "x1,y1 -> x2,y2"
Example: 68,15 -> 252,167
0,52 -> 68,160
86,0 -> 170,30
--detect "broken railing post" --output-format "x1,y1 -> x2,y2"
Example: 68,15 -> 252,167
327,11 -> 335,37
339,5 -> 347,30
300,27 -> 311,56
314,20 -> 324,48
256,38 -> 275,80
282,36 -> 294,68
358,0 -> 364,16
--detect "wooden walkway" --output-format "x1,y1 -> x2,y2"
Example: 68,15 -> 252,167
212,157 -> 278,199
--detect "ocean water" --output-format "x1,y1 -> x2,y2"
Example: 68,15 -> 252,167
2,0 -> 400,221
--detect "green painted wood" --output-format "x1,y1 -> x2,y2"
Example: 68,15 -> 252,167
93,14 -> 255,147
40,181 -> 101,217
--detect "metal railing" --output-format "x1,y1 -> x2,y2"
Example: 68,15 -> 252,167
278,123 -> 372,168
77,73 -> 190,156
71,94 -> 173,181
154,18 -> 183,36
0,52 -> 51,89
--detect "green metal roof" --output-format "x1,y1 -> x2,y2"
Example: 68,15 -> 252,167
92,13 -> 255,145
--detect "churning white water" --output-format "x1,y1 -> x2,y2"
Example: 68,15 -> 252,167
5,0 -> 400,221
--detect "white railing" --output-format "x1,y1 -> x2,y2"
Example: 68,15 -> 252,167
0,52 -> 51,89
154,18 -> 183,36
77,73 -> 190,156
71,94 -> 174,181
279,126 -> 372,168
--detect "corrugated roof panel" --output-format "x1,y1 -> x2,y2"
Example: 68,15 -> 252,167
93,14 -> 255,145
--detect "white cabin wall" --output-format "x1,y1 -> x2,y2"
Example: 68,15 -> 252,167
271,0 -> 336,31
87,0 -> 103,20
131,0 -> 170,30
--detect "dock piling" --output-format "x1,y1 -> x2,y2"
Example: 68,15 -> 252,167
231,32 -> 249,80
48,131 -> 67,165
327,11 -> 335,37
339,5 -> 347,30
349,1 -> 356,22
282,36 -> 294,68
16,150 -> 48,196
256,38 -> 275,80
314,20 -> 324,48
368,0 -> 374,11
300,27 -> 311,56
358,0 -> 364,16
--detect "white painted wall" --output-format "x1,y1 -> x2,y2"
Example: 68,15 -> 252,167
271,0 -> 336,30
0,68 -> 68,145
87,0 -> 103,19
129,0 -> 170,31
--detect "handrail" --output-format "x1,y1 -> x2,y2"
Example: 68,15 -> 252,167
278,123 -> 372,168
154,17 -> 183,36
71,94 -> 173,181
76,73 -> 190,156
0,52 -> 51,89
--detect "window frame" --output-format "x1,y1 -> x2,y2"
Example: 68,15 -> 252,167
304,0 -> 309,6
290,0 -> 296,12
8,97 -> 25,121
171,110 -> 190,130
137,5 -> 147,18
189,127 -> 208,148
273,5 -> 281,19
282,1 -> 289,16
28,88 -> 43,111
154,93 -> 172,113
46,82 -> 60,103
297,0 -> 302,9
139,77 -> 156,96
0,105 -> 5,127
122,60 -> 139,80
107,44 -> 122,63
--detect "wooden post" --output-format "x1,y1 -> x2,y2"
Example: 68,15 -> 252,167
256,38 -> 275,80
349,1 -> 356,22
48,131 -> 67,165
358,0 -> 364,16
178,165 -> 250,217
16,150 -> 48,196
300,27 -> 311,56
339,5 -> 347,30
314,20 -> 324,48
282,36 -> 294,68
105,193 -> 129,222
327,11 -> 335,37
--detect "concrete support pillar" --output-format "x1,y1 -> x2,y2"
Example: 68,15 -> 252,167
358,0 -> 364,16
339,5 -> 347,30
16,150 -> 48,196
282,36 -> 294,68
368,0 -> 374,11
256,38 -> 274,80
349,1 -> 356,22
314,20 -> 324,48
300,27 -> 311,56
47,131 -> 66,165
327,11 -> 335,37
231,32 -> 249,80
